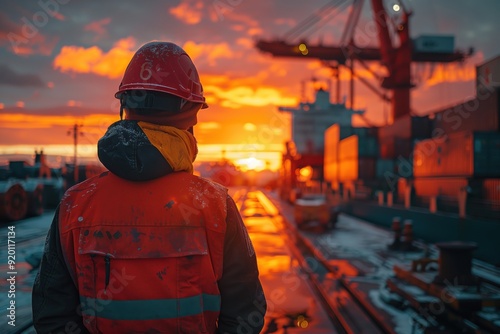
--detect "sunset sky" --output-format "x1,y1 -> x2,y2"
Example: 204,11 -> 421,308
1,0 -> 499,170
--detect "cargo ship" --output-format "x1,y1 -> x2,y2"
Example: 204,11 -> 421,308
278,55 -> 500,265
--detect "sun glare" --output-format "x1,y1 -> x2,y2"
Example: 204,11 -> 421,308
235,157 -> 265,171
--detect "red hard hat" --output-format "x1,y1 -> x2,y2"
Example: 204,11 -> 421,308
115,41 -> 207,108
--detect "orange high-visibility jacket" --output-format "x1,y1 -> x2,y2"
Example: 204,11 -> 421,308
58,171 -> 227,333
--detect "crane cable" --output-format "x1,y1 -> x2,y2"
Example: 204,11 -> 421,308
283,0 -> 352,42
307,0 -> 353,41
283,0 -> 342,41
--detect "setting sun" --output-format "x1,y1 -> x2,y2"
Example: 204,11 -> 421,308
235,157 -> 266,171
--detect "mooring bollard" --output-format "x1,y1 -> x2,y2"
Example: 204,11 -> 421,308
387,192 -> 393,207
434,241 -> 478,286
404,184 -> 412,209
377,191 -> 384,205
401,219 -> 413,250
430,196 -> 437,213
388,216 -> 402,249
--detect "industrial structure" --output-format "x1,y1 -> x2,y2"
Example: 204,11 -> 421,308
0,150 -> 105,222
256,0 -> 471,122
258,0 -> 477,201
257,0 -> 500,266
257,1 -> 500,328
278,86 -> 365,201
0,150 -> 64,221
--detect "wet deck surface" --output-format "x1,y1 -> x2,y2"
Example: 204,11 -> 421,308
232,188 -> 338,333
0,211 -> 53,333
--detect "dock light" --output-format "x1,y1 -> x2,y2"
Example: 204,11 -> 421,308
295,315 -> 309,329
393,4 -> 400,11
299,43 -> 309,56
297,166 -> 313,182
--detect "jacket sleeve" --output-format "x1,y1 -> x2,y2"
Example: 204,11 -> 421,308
32,209 -> 89,334
217,195 -> 267,334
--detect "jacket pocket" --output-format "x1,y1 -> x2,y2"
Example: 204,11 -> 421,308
77,226 -> 213,333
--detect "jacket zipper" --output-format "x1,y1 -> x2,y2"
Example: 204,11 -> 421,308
104,254 -> 111,292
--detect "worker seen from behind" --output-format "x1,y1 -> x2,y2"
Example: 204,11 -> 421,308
32,41 -> 266,334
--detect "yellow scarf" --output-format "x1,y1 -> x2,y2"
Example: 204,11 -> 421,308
138,122 -> 198,174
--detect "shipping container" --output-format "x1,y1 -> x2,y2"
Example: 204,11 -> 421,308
323,161 -> 338,182
378,115 -> 432,142
338,135 -> 378,160
477,55 -> 500,94
351,126 -> 379,138
413,177 -> 468,197
413,131 -> 500,177
483,179 -> 500,203
324,161 -> 338,184
397,178 -> 408,201
325,124 -> 378,145
396,156 -> 413,178
324,124 -> 339,165
431,91 -> 499,134
324,125 -> 338,184
376,159 -> 395,179
411,116 -> 433,139
380,137 -> 413,159
413,35 -> 455,54
379,115 -> 411,141
338,158 -> 376,182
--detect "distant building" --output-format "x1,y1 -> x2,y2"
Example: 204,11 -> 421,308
278,88 -> 364,155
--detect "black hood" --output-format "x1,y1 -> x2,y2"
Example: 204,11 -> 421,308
98,120 -> 173,181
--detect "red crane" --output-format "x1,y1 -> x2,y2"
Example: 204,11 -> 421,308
255,0 -> 471,121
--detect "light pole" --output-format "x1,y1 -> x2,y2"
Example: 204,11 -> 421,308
68,124 -> 83,184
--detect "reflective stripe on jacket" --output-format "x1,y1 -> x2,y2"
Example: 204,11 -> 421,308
58,171 -> 227,333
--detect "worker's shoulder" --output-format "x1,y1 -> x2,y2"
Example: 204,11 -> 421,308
62,171 -> 110,198
192,175 -> 228,194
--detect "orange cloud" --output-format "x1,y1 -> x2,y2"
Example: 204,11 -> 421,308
224,11 -> 259,27
247,27 -> 263,36
0,102 -> 4,109
424,62 -> 476,87
9,34 -> 59,56
198,122 -> 221,131
202,71 -> 268,88
231,25 -> 245,32
183,41 -> 234,66
268,63 -> 288,77
53,37 -> 135,78
84,17 -> 111,36
236,38 -> 254,49
67,100 -> 83,107
204,85 -> 298,108
306,60 -> 383,81
0,145 -> 97,159
306,55 -> 478,89
0,113 -> 117,129
53,12 -> 66,21
209,7 -> 262,36
16,101 -> 25,108
0,12 -> 59,56
169,0 -> 204,25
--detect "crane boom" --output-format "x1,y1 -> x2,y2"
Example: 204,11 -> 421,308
255,40 -> 465,63
255,0 -> 470,121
